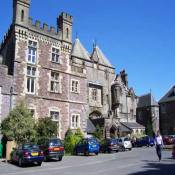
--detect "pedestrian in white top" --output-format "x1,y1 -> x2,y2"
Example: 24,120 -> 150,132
155,130 -> 163,161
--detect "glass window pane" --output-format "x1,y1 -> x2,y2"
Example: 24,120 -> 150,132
27,78 -> 30,92
31,78 -> 34,92
32,67 -> 36,76
27,66 -> 31,75
51,81 -> 54,91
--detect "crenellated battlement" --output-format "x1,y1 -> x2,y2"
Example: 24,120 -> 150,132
60,12 -> 73,23
0,25 -> 13,52
28,17 -> 59,36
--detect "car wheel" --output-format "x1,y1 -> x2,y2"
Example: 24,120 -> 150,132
95,152 -> 98,155
108,149 -> 111,153
58,156 -> 62,161
18,158 -> 23,167
74,149 -> 78,155
38,162 -> 42,166
84,150 -> 89,156
44,156 -> 48,162
129,148 -> 132,151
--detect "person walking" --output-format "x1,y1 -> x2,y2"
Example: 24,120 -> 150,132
155,130 -> 163,161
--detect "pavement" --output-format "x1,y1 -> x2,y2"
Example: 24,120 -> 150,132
0,147 -> 174,175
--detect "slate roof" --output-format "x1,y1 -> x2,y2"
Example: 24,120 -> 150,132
91,46 -> 113,68
71,38 -> 90,61
159,85 -> 175,103
137,93 -> 159,108
119,124 -> 132,132
86,119 -> 96,134
121,122 -> 145,129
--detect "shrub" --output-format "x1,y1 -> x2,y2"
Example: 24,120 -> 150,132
0,102 -> 36,144
64,128 -> 84,155
93,125 -> 104,142
36,117 -> 57,144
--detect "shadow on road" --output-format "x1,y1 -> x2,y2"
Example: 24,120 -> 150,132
128,159 -> 175,175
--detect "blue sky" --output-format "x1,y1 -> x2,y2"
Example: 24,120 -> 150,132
0,0 -> 175,100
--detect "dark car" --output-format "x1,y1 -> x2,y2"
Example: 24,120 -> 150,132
100,138 -> 120,153
11,143 -> 44,167
162,135 -> 174,145
39,138 -> 64,161
172,145 -> 175,159
74,138 -> 100,156
134,136 -> 154,147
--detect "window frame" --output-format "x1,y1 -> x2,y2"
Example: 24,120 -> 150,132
92,88 -> 97,101
50,71 -> 60,93
51,47 -> 60,64
71,114 -> 80,129
71,79 -> 80,94
26,65 -> 36,94
28,40 -> 37,64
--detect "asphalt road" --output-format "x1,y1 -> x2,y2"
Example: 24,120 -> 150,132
0,147 -> 174,175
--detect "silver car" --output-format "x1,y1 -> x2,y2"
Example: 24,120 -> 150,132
118,137 -> 132,151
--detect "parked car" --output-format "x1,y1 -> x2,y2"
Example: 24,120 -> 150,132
39,138 -> 64,161
11,143 -> 44,167
100,138 -> 120,153
162,135 -> 175,145
134,136 -> 155,147
172,145 -> 175,159
74,138 -> 100,156
117,137 -> 132,151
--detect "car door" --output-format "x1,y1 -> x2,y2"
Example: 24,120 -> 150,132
76,140 -> 83,153
82,139 -> 88,153
14,145 -> 22,161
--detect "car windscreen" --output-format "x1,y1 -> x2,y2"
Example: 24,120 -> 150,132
111,139 -> 118,144
23,144 -> 39,150
49,139 -> 62,146
124,138 -> 130,141
88,139 -> 98,145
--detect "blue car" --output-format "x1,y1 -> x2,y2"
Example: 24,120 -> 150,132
135,136 -> 154,147
11,143 -> 44,167
74,138 -> 100,156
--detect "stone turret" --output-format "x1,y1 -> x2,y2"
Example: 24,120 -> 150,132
120,70 -> 128,87
111,75 -> 121,110
13,0 -> 30,25
57,12 -> 73,43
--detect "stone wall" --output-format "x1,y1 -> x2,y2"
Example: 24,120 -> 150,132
160,101 -> 175,135
0,64 -> 13,122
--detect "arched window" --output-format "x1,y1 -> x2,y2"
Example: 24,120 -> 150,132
66,28 -> 69,39
21,10 -> 24,22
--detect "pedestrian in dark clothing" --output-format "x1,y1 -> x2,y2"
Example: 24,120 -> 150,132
155,131 -> 163,161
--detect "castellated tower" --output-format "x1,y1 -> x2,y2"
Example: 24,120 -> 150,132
58,12 -> 73,43
13,0 -> 30,25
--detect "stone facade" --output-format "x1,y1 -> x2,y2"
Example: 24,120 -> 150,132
0,56 -> 13,124
0,0 -> 140,138
136,93 -> 159,134
159,86 -> 175,135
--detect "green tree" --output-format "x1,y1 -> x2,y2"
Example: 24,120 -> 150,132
36,117 -> 57,144
64,128 -> 84,155
146,120 -> 153,137
0,102 -> 36,144
74,128 -> 84,143
64,128 -> 75,154
93,125 -> 104,141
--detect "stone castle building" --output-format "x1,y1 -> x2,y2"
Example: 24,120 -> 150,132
159,86 -> 175,135
0,0 -> 142,138
136,93 -> 159,135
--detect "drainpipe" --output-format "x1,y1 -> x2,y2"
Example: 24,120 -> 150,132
10,87 -> 13,111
